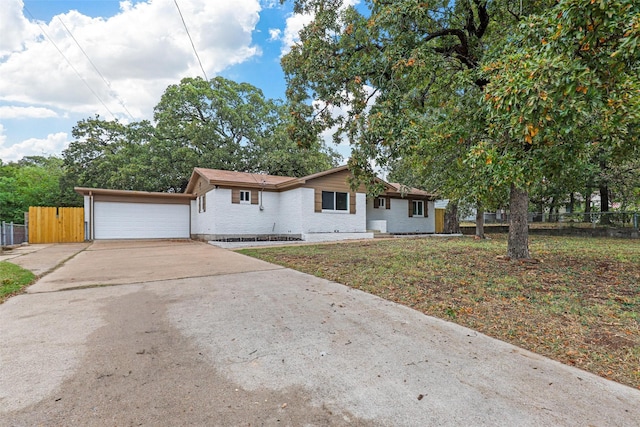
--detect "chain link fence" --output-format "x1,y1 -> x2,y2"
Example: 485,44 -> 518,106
1,222 -> 28,246
480,211 -> 638,229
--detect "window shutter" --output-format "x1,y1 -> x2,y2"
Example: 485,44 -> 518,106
408,199 -> 413,217
386,197 -> 391,209
202,193 -> 206,212
373,197 -> 379,208
314,189 -> 321,212
425,201 -> 428,217
350,192 -> 356,214
251,189 -> 259,204
232,189 -> 240,204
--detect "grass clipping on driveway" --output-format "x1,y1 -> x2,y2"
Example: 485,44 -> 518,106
239,235 -> 640,390
0,261 -> 35,303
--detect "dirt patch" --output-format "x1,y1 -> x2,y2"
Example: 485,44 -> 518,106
3,290 -> 377,426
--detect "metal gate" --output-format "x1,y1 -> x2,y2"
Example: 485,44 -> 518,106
28,207 -> 85,243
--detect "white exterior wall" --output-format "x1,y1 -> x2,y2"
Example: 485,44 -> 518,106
192,188 -> 298,237
300,189 -> 367,233
190,197 -> 216,236
276,188 -> 304,234
192,187 -> 370,239
83,196 -> 91,239
367,198 -> 435,234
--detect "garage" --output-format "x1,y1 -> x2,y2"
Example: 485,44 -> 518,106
75,188 -> 194,240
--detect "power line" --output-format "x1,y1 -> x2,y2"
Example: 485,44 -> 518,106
23,6 -> 117,120
57,16 -> 135,120
173,0 -> 209,81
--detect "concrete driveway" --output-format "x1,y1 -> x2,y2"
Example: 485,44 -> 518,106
1,240 -> 638,426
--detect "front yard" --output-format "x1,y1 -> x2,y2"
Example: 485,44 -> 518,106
239,234 -> 640,390
0,261 -> 35,303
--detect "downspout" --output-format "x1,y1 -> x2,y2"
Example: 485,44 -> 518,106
259,180 -> 265,211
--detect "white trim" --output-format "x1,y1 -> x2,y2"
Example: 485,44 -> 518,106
321,190 -> 349,211
239,190 -> 251,204
412,200 -> 425,217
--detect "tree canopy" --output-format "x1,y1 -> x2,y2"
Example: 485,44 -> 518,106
0,156 -> 70,223
63,76 -> 340,194
282,0 -> 639,258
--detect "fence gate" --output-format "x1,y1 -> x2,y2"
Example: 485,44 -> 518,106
435,208 -> 445,233
28,207 -> 85,243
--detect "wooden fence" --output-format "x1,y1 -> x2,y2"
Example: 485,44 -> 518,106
435,208 -> 445,233
28,207 -> 85,243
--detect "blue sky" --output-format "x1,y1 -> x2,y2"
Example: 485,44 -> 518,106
0,0 -> 354,162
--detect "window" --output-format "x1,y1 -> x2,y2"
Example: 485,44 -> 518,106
240,190 -> 250,204
198,194 -> 206,213
322,191 -> 348,211
377,197 -> 385,208
412,200 -> 424,217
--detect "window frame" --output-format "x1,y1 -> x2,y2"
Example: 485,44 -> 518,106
377,197 -> 386,209
412,200 -> 424,217
321,191 -> 349,213
239,190 -> 251,204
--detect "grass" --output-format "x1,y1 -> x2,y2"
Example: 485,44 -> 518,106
0,261 -> 36,303
239,234 -> 640,390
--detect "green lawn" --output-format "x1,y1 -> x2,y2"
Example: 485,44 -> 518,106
0,261 -> 36,303
239,234 -> 640,390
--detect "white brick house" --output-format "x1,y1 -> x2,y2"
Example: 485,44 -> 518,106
76,165 -> 435,241
186,166 -> 371,242
366,183 -> 436,234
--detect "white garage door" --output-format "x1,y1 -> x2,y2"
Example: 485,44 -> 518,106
94,201 -> 190,239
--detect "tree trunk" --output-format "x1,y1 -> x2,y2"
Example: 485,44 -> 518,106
507,184 -> 530,259
475,202 -> 485,239
583,189 -> 592,222
443,201 -> 460,234
568,193 -> 575,214
599,184 -> 610,225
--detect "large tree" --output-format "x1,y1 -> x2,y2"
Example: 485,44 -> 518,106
282,0 -> 638,258
153,76 -> 339,190
63,77 -> 339,193
63,117 -> 158,192
483,0 -> 639,236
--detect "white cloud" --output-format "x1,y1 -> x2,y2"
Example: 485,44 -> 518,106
280,12 -> 313,56
0,0 -> 263,122
0,126 -> 69,162
0,0 -> 34,56
0,106 -> 58,119
268,28 -> 281,41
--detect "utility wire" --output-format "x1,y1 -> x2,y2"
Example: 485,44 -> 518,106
57,16 -> 135,120
173,0 -> 209,81
23,6 -> 118,120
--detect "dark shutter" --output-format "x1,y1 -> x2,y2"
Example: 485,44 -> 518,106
314,189 -> 322,212
408,199 -> 414,217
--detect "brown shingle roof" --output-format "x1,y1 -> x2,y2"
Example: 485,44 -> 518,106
193,167 -> 297,187
386,182 -> 436,199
